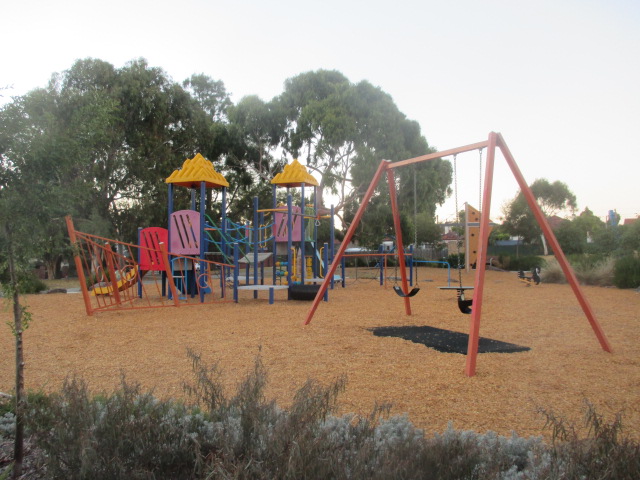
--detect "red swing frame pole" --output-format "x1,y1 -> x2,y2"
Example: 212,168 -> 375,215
495,133 -> 612,353
304,160 -> 390,325
387,168 -> 412,315
465,133 -> 497,376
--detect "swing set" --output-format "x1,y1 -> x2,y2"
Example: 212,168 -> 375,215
304,132 -> 613,377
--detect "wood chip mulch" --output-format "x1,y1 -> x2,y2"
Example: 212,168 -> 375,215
1,269 -> 638,441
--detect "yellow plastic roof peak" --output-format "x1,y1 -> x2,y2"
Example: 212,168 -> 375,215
270,159 -> 319,187
165,153 -> 229,188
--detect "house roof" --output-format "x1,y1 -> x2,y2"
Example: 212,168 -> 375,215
623,217 -> 638,226
547,215 -> 567,230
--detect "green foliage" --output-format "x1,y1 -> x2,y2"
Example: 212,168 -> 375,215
445,252 -> 465,269
278,70 -> 450,242
613,255 -> 640,289
620,220 -> 640,252
0,270 -> 47,295
496,255 -> 545,272
502,178 -> 577,247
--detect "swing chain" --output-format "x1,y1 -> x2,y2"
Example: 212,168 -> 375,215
452,154 -> 464,287
413,166 -> 418,247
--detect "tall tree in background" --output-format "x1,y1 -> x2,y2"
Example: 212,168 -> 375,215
0,58 -> 232,258
277,70 -> 451,243
502,178 -> 577,255
223,95 -> 287,220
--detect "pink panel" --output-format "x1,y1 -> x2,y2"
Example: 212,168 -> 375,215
274,206 -> 302,242
139,227 -> 168,271
169,210 -> 200,255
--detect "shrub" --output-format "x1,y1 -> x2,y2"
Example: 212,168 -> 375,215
613,255 -> 640,289
497,254 -> 545,272
538,401 -> 640,479
574,256 -> 614,286
445,253 -> 465,269
0,271 -> 47,295
542,256 -> 615,287
18,354 -> 640,479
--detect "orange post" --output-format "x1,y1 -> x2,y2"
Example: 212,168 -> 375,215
159,242 -> 180,307
387,168 -> 412,315
65,216 -> 93,316
104,243 -> 122,307
304,160 -> 390,325
465,133 -> 498,376
496,133 -> 612,353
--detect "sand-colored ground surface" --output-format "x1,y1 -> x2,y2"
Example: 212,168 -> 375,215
1,268 -> 639,441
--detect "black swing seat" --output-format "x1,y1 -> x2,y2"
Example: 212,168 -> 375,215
393,286 -> 420,298
458,297 -> 473,314
455,288 -> 473,314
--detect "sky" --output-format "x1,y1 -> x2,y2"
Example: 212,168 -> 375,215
2,0 -> 639,224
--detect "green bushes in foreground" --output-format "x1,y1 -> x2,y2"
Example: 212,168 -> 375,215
1,353 -> 639,479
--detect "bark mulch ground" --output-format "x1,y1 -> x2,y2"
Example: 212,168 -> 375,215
1,268 -> 638,441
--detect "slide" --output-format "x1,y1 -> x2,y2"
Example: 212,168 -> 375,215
91,265 -> 139,296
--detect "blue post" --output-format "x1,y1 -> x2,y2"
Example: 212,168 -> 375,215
167,183 -> 174,299
300,183 -> 306,284
221,187 -> 227,260
323,243 -> 329,300
330,205 -> 335,261
272,184 -> 277,286
287,192 -> 293,285
137,227 -> 143,298
313,185 -> 318,278
199,182 -> 206,302
253,196 -> 259,298
233,243 -> 239,302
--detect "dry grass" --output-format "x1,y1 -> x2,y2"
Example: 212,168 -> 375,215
1,268 -> 639,441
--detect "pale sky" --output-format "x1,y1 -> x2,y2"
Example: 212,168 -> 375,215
2,0 -> 639,223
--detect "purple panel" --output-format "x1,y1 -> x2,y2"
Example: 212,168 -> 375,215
170,210 -> 200,255
274,206 -> 302,242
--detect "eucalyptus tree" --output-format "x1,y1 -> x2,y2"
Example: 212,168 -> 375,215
503,178 -> 577,254
277,70 -> 451,243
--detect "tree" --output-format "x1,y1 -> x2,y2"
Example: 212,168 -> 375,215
502,178 -> 577,255
620,219 -> 640,252
277,70 -> 451,241
183,73 -> 231,122
0,58 -> 232,253
0,158 -> 45,479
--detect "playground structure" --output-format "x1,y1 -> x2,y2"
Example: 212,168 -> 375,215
67,154 -> 345,315
304,132 -> 613,377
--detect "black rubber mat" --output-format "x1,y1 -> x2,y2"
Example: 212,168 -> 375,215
370,325 -> 530,354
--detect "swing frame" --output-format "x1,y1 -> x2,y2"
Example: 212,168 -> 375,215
303,132 -> 613,377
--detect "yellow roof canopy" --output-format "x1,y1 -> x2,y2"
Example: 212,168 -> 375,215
271,159 -> 319,187
165,153 -> 229,188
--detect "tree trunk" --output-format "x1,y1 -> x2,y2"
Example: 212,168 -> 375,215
7,226 -> 25,479
55,255 -> 63,279
540,233 -> 549,256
